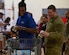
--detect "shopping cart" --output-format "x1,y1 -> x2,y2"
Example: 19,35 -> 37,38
7,37 -> 42,55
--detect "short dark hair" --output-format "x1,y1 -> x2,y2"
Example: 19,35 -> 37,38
47,5 -> 56,12
5,17 -> 11,23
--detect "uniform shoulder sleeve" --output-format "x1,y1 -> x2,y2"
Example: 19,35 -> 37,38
48,23 -> 64,43
55,23 -> 64,32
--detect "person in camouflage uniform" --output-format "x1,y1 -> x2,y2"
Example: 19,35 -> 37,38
65,10 -> 69,55
41,5 -> 64,55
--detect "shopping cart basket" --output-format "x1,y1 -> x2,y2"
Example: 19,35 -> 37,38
7,37 -> 42,55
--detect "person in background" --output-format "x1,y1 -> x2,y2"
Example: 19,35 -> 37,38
38,14 -> 48,55
65,10 -> 69,55
0,12 -> 6,54
40,5 -> 64,55
1,17 -> 16,54
4,17 -> 11,30
62,11 -> 69,55
0,16 -> 14,54
38,14 -> 48,31
0,12 -> 6,32
4,17 -> 11,40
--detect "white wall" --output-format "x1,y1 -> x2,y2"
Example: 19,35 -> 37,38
5,0 -> 20,24
5,0 -> 69,24
25,0 -> 69,23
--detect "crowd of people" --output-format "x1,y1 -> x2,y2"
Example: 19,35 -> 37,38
0,0 -> 69,55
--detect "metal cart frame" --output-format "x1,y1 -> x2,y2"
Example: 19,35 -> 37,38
7,37 -> 41,55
